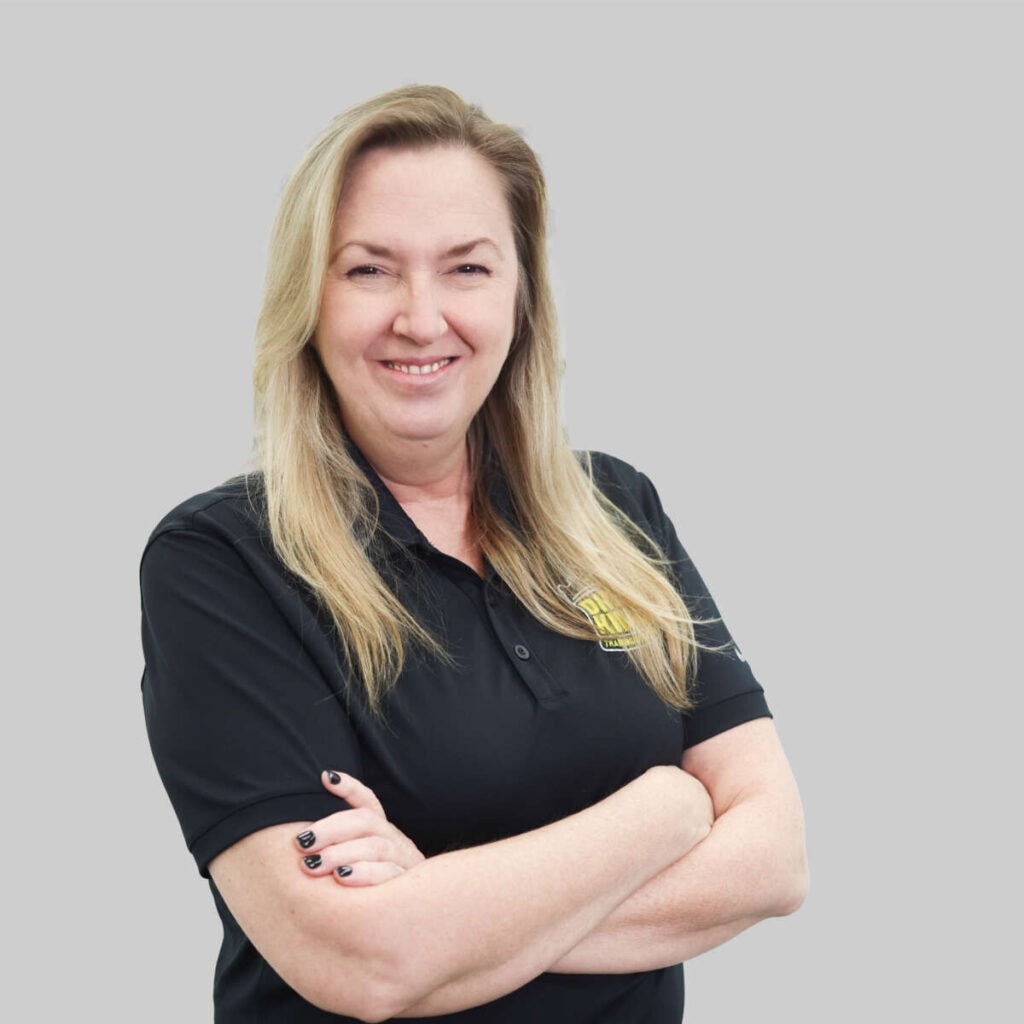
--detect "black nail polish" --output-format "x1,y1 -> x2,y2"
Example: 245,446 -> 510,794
303,854 -> 322,870
326,770 -> 341,784
296,831 -> 315,849
336,865 -> 353,878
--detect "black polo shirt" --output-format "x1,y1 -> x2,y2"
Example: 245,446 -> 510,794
140,450 -> 770,1023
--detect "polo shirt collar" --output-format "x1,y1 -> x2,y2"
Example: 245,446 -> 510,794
346,440 -> 519,551
346,442 -> 424,547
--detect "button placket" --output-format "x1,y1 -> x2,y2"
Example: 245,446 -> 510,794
482,588 -> 567,703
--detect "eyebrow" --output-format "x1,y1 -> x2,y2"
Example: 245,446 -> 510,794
333,237 -> 502,262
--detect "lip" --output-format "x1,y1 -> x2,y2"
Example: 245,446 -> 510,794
379,356 -> 457,381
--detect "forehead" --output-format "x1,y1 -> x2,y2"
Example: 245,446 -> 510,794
332,145 -> 514,247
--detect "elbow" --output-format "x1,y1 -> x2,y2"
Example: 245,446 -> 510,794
302,964 -> 418,1022
284,896 -> 427,1021
768,845 -> 809,918
327,961 -> 441,1022
773,866 -> 808,917
344,988 -> 410,1024
286,958 -> 409,1023
355,969 -> 434,1024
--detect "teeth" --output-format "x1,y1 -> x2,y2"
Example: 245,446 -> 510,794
386,358 -> 452,375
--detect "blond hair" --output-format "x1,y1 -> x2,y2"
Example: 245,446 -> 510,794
253,85 -> 698,713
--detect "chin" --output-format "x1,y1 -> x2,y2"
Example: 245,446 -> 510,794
389,420 -> 463,446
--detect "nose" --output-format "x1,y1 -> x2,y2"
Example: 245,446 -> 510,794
393,276 -> 448,346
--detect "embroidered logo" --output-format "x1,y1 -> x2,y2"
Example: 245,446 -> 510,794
559,584 -> 636,652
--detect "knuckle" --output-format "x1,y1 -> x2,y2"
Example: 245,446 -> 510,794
353,808 -> 378,830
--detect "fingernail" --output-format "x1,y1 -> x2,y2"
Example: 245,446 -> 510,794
303,854 -> 322,869
296,831 -> 316,849
336,865 -> 353,878
326,770 -> 342,784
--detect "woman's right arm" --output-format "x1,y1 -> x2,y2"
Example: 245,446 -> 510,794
142,522 -> 711,1018
209,765 -> 712,1022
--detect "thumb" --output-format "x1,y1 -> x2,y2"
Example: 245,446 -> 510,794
322,770 -> 386,817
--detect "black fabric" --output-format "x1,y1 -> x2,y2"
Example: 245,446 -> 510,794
140,451 -> 770,1023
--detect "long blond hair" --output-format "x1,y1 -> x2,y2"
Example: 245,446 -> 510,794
254,85 -> 698,713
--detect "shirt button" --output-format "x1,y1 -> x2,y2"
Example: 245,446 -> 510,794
513,644 -> 531,660
486,590 -> 497,606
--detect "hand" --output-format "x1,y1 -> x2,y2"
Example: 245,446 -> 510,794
641,764 -> 715,850
293,770 -> 426,886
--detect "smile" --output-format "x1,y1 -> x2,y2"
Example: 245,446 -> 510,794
384,358 -> 454,375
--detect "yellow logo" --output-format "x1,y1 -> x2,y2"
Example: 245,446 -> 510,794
559,585 -> 636,651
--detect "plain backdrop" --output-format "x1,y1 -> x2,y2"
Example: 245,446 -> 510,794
2,2 -> 1019,1021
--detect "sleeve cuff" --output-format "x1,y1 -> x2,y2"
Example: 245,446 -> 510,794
683,690 -> 773,749
190,792 -> 354,878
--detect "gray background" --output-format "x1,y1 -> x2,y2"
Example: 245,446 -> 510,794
2,1 -> 1019,1020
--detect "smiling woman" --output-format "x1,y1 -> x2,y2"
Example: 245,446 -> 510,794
140,84 -> 806,1023
315,146 -> 519,473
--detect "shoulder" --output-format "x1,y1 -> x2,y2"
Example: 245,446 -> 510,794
576,450 -> 670,538
143,474 -> 268,556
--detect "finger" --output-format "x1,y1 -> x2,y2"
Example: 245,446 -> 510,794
292,806 -> 382,854
299,836 -> 396,875
322,770 -> 387,817
332,861 -> 405,887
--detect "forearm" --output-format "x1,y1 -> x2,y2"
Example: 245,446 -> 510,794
251,766 -> 710,1019
549,790 -> 808,974
380,768 -> 707,1016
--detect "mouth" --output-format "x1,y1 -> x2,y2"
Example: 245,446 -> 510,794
382,357 -> 455,376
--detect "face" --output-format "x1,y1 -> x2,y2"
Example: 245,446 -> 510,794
314,145 -> 519,467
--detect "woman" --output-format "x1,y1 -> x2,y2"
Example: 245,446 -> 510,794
141,85 -> 807,1022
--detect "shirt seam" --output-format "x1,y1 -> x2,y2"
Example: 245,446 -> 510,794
186,789 -> 333,853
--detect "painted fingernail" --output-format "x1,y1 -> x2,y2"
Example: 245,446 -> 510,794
336,865 -> 353,878
303,854 -> 322,870
296,831 -> 316,849
326,770 -> 342,784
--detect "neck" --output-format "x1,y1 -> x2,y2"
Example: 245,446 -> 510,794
356,433 -> 483,575
354,433 -> 474,504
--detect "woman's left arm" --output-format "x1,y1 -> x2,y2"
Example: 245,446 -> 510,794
548,717 -> 808,973
302,717 -> 806,974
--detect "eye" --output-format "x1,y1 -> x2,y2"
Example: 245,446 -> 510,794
453,264 -> 490,275
346,265 -> 385,278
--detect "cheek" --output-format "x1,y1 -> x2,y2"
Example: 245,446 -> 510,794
457,290 -> 517,347
318,295 -> 388,355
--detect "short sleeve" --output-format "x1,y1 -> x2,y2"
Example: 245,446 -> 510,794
140,525 -> 363,877
588,453 -> 772,748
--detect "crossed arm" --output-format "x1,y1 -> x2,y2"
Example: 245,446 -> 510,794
549,717 -> 808,973
209,718 -> 807,1020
